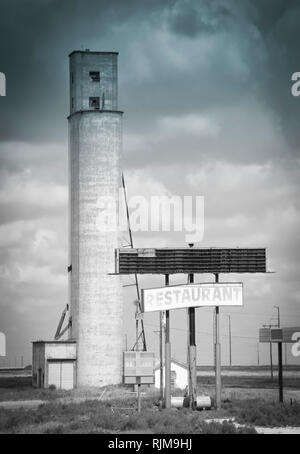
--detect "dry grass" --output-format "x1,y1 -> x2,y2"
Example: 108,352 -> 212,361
0,399 -> 256,434
0,372 -> 300,433
224,399 -> 300,427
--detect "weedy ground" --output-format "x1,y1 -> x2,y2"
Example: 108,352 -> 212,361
0,373 -> 300,434
224,398 -> 300,427
0,397 -> 256,434
0,387 -> 300,434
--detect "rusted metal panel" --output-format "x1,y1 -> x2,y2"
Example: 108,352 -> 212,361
116,247 -> 267,274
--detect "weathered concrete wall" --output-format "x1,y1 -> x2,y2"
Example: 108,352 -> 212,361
45,343 -> 77,360
68,51 -> 123,387
69,51 -> 118,113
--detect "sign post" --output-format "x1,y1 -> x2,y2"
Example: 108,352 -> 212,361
278,341 -> 283,403
142,281 -> 244,412
159,312 -> 164,406
188,272 -> 197,410
214,273 -> 222,411
123,351 -> 155,411
137,379 -> 142,413
259,327 -> 300,403
116,246 -> 267,411
164,274 -> 171,409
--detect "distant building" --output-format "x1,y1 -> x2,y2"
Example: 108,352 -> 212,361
154,359 -> 189,390
32,341 -> 76,390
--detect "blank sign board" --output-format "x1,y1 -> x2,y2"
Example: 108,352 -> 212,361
142,283 -> 243,313
123,351 -> 155,385
259,327 -> 300,343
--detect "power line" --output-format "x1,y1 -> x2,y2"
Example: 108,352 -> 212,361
144,322 -> 257,341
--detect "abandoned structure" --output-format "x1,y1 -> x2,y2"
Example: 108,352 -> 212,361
33,50 -> 123,389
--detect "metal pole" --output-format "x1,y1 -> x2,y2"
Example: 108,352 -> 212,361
274,306 -> 280,328
136,312 -> 139,351
164,274 -> 171,409
270,339 -> 274,380
137,383 -> 141,412
159,311 -> 164,405
285,343 -> 287,366
278,342 -> 283,403
188,272 -> 197,410
273,306 -> 283,402
263,323 -> 275,380
215,273 -> 222,410
122,173 -> 147,351
228,315 -> 232,367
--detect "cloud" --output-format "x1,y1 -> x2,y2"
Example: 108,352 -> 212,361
167,0 -> 233,38
0,0 -> 300,364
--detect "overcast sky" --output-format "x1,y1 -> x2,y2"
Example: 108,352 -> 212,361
0,0 -> 300,367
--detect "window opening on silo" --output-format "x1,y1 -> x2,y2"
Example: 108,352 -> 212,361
89,97 -> 100,109
89,71 -> 100,82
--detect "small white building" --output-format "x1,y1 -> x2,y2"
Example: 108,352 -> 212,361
154,359 -> 189,391
32,341 -> 76,390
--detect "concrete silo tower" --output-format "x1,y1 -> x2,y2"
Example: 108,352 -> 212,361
68,50 -> 123,387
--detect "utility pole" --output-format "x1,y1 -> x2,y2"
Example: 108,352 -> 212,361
263,323 -> 276,380
274,306 -> 283,403
257,342 -> 260,366
214,273 -> 222,410
164,274 -> 171,409
274,306 -> 280,328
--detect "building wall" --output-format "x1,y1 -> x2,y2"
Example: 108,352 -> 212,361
68,51 -> 123,387
155,362 -> 189,390
69,51 -> 118,114
44,343 -> 76,360
32,342 -> 77,388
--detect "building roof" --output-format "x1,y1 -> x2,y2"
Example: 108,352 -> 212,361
154,358 -> 188,371
69,50 -> 119,57
32,340 -> 76,344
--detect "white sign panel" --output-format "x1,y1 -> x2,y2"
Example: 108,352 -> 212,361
141,283 -> 243,312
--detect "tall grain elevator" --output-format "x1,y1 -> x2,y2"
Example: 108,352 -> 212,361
68,50 -> 123,387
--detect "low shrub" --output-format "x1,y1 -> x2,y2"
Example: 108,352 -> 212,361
228,399 -> 300,427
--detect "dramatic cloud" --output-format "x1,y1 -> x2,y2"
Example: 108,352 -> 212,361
0,0 -> 299,365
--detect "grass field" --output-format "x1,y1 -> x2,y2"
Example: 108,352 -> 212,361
0,367 -> 299,433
